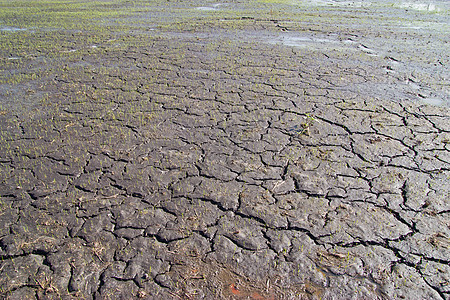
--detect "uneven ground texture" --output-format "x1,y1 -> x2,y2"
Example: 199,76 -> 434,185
0,0 -> 449,299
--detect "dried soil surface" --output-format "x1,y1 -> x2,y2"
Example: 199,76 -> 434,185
0,0 -> 449,299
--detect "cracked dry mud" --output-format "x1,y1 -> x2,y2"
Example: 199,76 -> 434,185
1,0 -> 449,299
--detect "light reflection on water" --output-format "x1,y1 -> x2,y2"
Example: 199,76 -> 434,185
0,26 -> 27,32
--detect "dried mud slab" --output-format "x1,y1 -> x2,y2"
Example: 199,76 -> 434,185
0,0 -> 449,299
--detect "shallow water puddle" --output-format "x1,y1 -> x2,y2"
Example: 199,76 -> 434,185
396,2 -> 441,11
195,3 -> 225,11
0,26 -> 27,32
265,33 -> 382,59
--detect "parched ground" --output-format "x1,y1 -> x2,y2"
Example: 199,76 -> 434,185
0,0 -> 449,299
